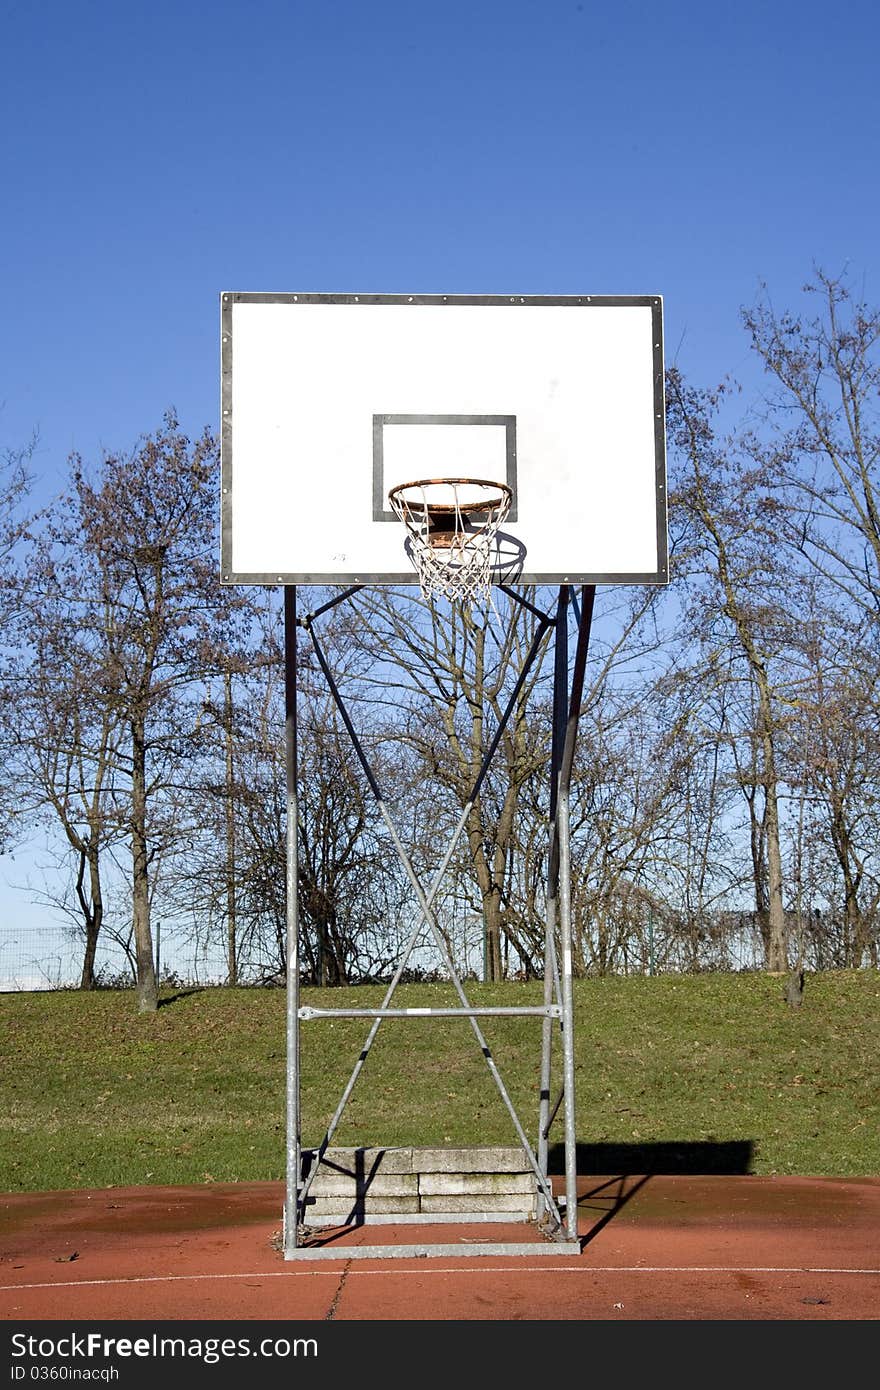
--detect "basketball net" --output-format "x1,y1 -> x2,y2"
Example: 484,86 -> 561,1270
388,478 -> 512,606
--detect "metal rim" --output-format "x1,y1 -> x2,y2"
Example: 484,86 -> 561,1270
388,478 -> 513,516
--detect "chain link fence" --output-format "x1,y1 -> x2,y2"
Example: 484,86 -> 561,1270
0,914 -> 772,993
0,922 -> 231,991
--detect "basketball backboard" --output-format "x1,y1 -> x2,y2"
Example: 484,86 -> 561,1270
220,293 -> 667,586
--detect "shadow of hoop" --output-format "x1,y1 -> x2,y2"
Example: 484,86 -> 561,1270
402,531 -> 526,589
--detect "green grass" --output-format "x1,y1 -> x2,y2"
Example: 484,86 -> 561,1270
1,972 -> 878,1191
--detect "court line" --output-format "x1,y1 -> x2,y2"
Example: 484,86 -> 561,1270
2,1264 -> 879,1293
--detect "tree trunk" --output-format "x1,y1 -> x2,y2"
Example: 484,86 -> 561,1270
465,805 -> 504,982
327,910 -> 349,986
757,687 -> 787,972
131,717 -> 157,1012
742,776 -> 771,961
763,782 -> 788,971
826,796 -> 867,967
483,888 -> 503,982
318,917 -> 329,986
846,895 -> 867,968
77,843 -> 104,990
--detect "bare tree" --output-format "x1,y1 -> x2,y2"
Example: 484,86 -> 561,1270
631,665 -> 744,971
9,573 -> 126,987
344,587 -> 556,981
67,413 -> 231,1011
743,270 -> 880,620
785,601 -> 880,967
0,435 -> 34,626
166,591 -> 410,986
741,270 -> 880,969
0,434 -> 36,849
667,368 -> 796,971
296,698 -> 411,985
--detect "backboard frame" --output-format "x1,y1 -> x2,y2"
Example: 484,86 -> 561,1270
220,292 -> 668,588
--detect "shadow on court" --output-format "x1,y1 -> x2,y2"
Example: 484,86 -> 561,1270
548,1139 -> 754,1176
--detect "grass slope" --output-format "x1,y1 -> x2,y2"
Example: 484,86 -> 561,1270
1,972 -> 878,1192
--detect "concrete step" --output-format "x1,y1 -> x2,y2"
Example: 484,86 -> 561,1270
415,1147 -> 533,1173
299,1146 -> 539,1224
307,1174 -> 419,1197
304,1195 -> 421,1216
301,1145 -> 533,1176
418,1172 -> 535,1195
301,1146 -> 414,1176
421,1194 -> 537,1214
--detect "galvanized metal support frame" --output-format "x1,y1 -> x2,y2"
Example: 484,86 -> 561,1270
282,586 -> 300,1253
282,583 -> 594,1259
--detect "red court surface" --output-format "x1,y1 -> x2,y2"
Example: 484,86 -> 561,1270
1,1174 -> 878,1321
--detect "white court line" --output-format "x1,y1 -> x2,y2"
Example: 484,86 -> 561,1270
2,1265 -> 879,1293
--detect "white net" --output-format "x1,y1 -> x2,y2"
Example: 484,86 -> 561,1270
388,479 -> 512,606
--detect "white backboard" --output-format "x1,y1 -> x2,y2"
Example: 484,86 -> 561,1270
220,293 -> 667,586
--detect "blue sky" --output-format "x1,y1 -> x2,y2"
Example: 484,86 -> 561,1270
3,0 -> 878,480
2,0 -> 879,971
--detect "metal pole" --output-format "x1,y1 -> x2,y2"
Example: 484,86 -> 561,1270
557,584 -> 595,1242
498,584 -> 556,625
542,1085 -> 565,1141
557,773 -> 578,1241
299,1004 -> 562,1020
538,585 -> 569,1216
283,586 -> 301,1255
304,584 -> 364,621
538,896 -> 556,1211
223,667 -> 237,987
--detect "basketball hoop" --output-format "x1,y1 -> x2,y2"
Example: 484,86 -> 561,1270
388,477 -> 512,604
